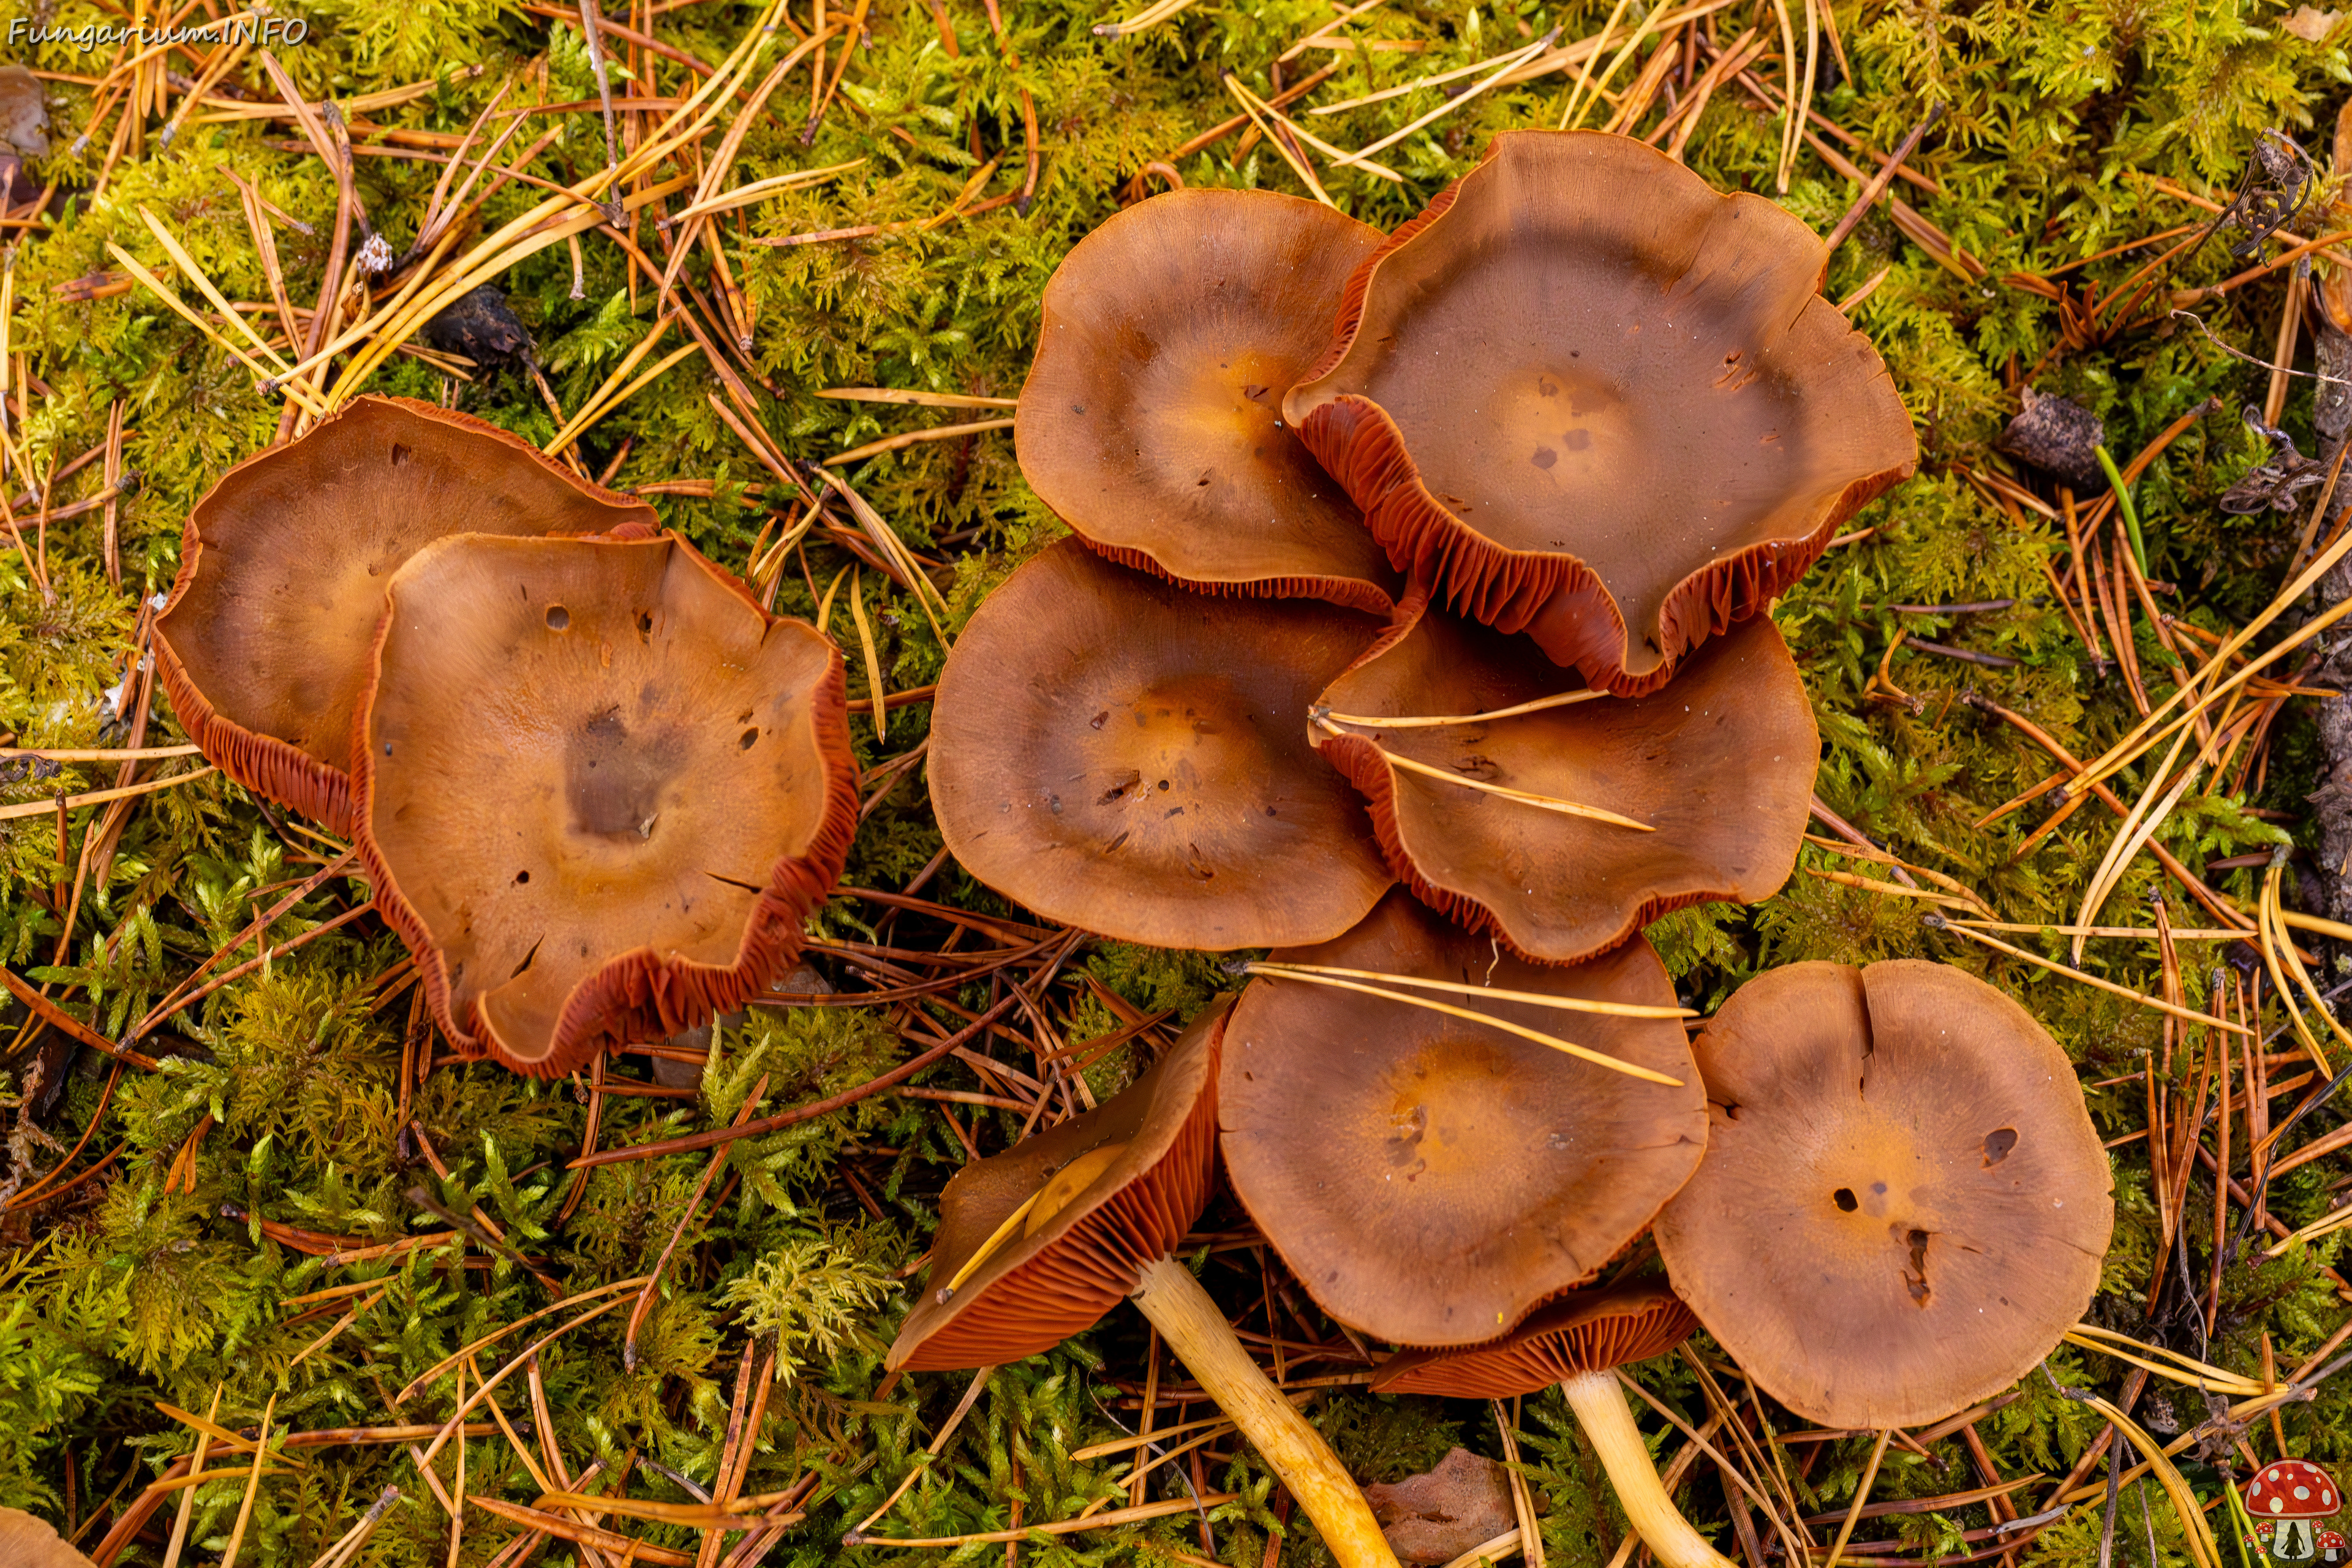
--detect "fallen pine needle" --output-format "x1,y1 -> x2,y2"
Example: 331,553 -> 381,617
826,417 -> 1014,467
819,387 -> 1019,409
156,1401 -> 312,1466
394,1275 -> 651,1404
0,765 -> 216,822
1333,28 -> 1556,167
216,1393 -> 277,1568
1804,867 -> 1978,908
1313,688 -> 1607,728
1246,960 -> 1693,1019
1925,916 -> 2253,1035
1240,966 -> 1684,1085
467,1496 -> 695,1564
1948,918 -> 2250,940
2062,1325 -> 2264,1395
0,742 -> 202,762
1439,1530 -> 1525,1568
2266,1200 -> 2352,1257
846,1492 -> 1240,1546
1318,720 -> 1652,829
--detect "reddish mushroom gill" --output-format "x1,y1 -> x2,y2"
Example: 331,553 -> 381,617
1351,243 -> 1819,648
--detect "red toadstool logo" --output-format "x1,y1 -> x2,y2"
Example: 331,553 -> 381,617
2247,1460 -> 2343,1562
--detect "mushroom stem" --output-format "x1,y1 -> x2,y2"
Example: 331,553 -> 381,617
1129,1256 -> 1399,1568
1558,1369 -> 1735,1568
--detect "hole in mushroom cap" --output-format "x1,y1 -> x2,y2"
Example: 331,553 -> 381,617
1903,1227 -> 1932,1305
1983,1128 -> 2019,1166
1656,959 -> 2114,1430
1833,1188 -> 1858,1212
391,442 -> 412,465
545,605 -> 570,631
514,870 -> 530,884
739,728 -> 760,750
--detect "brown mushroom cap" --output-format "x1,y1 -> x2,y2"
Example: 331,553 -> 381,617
889,998 -> 1229,1371
1314,598 -> 1815,967
1372,1282 -> 1697,1398
1219,891 -> 1706,1347
1017,189 -> 1399,614
0,67 -> 51,157
157,395 -> 655,834
1653,960 -> 2114,1429
929,539 -> 1393,949
0,1508 -> 95,1567
1284,130 -> 1917,696
352,532 -> 856,1078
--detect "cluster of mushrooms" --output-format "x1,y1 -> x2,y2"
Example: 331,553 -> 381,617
902,132 -> 2118,1568
146,127 -> 2118,1568
156,396 -> 859,1077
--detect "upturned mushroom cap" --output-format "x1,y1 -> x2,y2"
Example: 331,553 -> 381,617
1372,1282 -> 1696,1398
1313,599 -> 1815,966
929,539 -> 1393,949
157,395 -> 655,834
1284,130 -> 1917,696
352,532 -> 856,1078
1219,891 -> 1706,1346
1017,189 -> 1399,614
1653,960 -> 2114,1430
889,998 -> 1230,1371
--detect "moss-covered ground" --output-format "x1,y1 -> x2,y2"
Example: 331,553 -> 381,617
4,0 -> 2352,1562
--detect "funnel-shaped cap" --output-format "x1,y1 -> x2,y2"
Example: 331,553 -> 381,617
157,395 -> 655,832
929,540 -> 1393,949
1220,892 -> 1705,1346
1653,960 -> 2114,1428
1017,189 -> 1398,612
1286,130 -> 1916,695
353,532 -> 856,1077
1314,600 -> 1814,965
